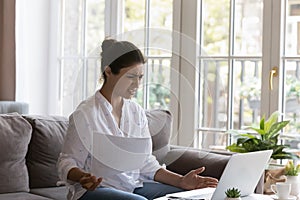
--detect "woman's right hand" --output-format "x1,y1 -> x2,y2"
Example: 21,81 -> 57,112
79,173 -> 102,191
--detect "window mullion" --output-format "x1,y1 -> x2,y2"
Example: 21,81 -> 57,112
176,0 -> 199,147
144,0 -> 151,109
227,0 -> 235,132
82,0 -> 87,99
58,0 -> 65,113
170,0 -> 182,145
105,0 -> 122,37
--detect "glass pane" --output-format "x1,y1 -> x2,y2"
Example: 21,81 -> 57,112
284,60 -> 300,136
148,0 -> 173,56
198,131 -> 228,149
86,0 -> 105,55
123,0 -> 146,44
86,58 -> 101,97
123,0 -> 172,110
283,0 -> 300,147
63,0 -> 83,57
148,29 -> 172,56
149,0 -> 172,29
285,1 -> 300,55
202,0 -> 230,55
233,59 -> 262,129
234,0 -> 263,56
132,57 -> 171,110
148,57 -> 171,109
61,59 -> 84,116
199,60 -> 228,129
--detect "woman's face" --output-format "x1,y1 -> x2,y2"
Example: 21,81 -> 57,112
109,63 -> 144,99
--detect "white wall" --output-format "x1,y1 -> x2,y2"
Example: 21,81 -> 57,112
16,0 -> 59,115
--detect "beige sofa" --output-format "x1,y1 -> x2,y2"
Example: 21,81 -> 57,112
0,105 -> 237,199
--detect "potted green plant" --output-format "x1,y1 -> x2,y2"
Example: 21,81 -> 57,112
284,160 -> 300,196
226,111 -> 297,160
225,187 -> 241,200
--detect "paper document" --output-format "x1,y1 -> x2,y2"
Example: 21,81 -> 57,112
91,132 -> 151,178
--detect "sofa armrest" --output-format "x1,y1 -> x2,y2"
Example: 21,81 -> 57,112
164,148 -> 231,179
164,147 -> 264,194
170,145 -> 234,156
0,101 -> 29,114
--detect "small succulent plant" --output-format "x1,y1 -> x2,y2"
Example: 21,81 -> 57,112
285,160 -> 300,176
225,187 -> 241,198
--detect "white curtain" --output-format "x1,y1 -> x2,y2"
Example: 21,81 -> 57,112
15,0 -> 60,114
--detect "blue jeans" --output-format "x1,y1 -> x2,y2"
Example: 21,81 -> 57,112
133,182 -> 184,199
79,182 -> 184,200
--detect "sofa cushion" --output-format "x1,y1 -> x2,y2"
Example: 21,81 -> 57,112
0,192 -> 53,200
30,186 -> 68,200
0,113 -> 32,193
146,109 -> 172,164
24,115 -> 69,188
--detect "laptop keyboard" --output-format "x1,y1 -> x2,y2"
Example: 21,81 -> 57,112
166,188 -> 215,200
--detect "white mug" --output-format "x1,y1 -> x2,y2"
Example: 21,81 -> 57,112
271,182 -> 291,199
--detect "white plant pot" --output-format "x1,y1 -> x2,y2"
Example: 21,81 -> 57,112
286,175 -> 300,196
225,198 -> 241,200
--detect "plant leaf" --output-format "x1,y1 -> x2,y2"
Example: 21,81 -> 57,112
226,144 -> 247,153
260,117 -> 265,130
239,133 -> 257,139
242,138 -> 261,151
264,111 -> 279,132
267,121 -> 290,140
272,145 -> 289,154
249,127 -> 265,135
236,137 -> 249,145
271,152 -> 298,160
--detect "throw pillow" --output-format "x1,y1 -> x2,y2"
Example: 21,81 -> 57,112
0,113 -> 32,193
24,115 -> 68,188
146,109 -> 172,164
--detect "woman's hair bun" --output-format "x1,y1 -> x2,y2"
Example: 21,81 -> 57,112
101,38 -> 117,52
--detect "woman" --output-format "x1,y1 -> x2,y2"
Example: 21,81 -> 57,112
57,39 -> 218,200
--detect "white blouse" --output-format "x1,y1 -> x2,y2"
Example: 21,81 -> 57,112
57,91 -> 162,200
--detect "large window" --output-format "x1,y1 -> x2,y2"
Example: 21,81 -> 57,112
122,0 -> 173,110
59,0 -> 105,116
196,0 -> 300,150
197,0 -> 263,149
57,0 -> 300,149
59,0 -> 173,116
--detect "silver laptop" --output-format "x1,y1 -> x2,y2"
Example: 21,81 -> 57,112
166,150 -> 272,200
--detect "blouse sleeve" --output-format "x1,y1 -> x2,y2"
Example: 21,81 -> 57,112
57,110 -> 92,183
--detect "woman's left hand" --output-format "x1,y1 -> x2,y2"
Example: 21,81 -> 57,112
179,167 -> 218,190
